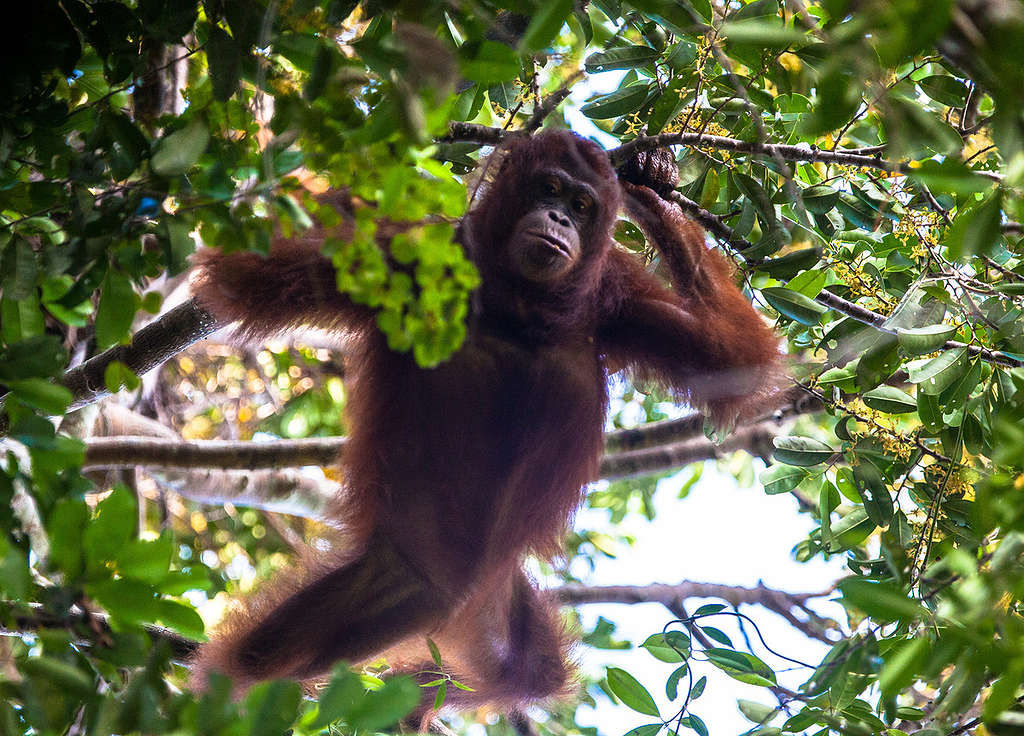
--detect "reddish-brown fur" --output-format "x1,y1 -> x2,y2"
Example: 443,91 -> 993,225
189,131 -> 779,722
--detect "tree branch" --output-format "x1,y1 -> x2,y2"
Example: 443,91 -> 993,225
553,580 -> 837,643
0,299 -> 221,437
441,123 -> 1003,181
666,192 -> 1023,369
83,420 -> 782,482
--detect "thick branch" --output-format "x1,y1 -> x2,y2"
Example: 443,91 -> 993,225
600,422 -> 778,481
84,436 -> 342,470
605,390 -> 822,453
159,468 -> 335,518
0,299 -> 221,437
83,420 -> 780,482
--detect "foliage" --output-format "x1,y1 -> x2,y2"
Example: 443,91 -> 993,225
4,0 -> 1024,734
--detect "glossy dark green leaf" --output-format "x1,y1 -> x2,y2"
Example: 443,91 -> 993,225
862,386 -> 917,414
897,324 -> 956,356
760,463 -> 807,494
853,461 -> 894,527
207,23 -> 241,101
907,347 -> 969,395
856,334 -> 900,389
584,45 -> 660,73
580,84 -> 651,119
773,436 -> 835,466
801,184 -> 840,214
733,172 -> 776,228
918,75 -> 970,107
706,648 -> 776,687
761,287 -> 828,325
666,664 -> 688,700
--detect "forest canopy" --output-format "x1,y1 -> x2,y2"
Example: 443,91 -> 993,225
4,0 -> 1024,735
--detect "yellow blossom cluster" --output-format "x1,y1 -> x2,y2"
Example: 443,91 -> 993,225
924,463 -> 976,499
842,398 -> 916,461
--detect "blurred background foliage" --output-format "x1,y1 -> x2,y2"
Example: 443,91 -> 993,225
5,0 -> 1024,734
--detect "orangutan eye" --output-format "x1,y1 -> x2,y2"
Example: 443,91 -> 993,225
572,195 -> 592,214
542,177 -> 562,197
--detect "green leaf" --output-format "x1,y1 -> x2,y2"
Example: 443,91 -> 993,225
666,664 -> 688,700
907,347 -> 969,395
830,508 -> 875,549
853,461 -> 894,527
720,18 -> 807,46
641,631 -> 690,662
607,667 -> 661,717
461,41 -> 520,84
947,190 -> 1003,260
760,463 -> 808,495
879,637 -> 929,695
428,637 -> 443,667
585,45 -> 660,73
862,386 -> 917,414
689,675 -> 707,699
88,578 -> 161,627
685,713 -> 709,736
624,725 -> 663,736
738,699 -> 777,724
246,680 -> 302,736
733,172 -> 776,228
19,657 -> 95,697
706,648 -> 777,687
839,580 -> 928,622
856,334 -> 900,389
802,184 -> 840,214
104,360 -> 141,394
116,532 -> 173,584
84,487 -> 137,565
908,159 -> 992,195
0,538 -> 31,599
772,436 -> 835,466
155,599 -> 206,640
151,120 -> 211,176
518,0 -> 573,52
580,84 -> 651,119
95,270 -> 137,350
207,24 -> 241,100
918,75 -> 969,107
48,499 -> 89,579
6,378 -> 72,415
897,324 -> 956,356
761,287 -> 828,325
344,676 -> 419,730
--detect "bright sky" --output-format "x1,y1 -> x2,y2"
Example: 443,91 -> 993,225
569,463 -> 847,736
